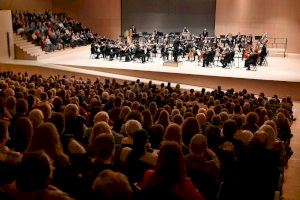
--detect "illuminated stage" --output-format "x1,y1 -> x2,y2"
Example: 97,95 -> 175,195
1,45 -> 300,100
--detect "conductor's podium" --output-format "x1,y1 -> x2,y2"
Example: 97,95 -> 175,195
163,61 -> 184,67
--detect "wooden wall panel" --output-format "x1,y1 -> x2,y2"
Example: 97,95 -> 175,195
52,0 -> 121,40
215,0 -> 300,53
0,0 -> 52,11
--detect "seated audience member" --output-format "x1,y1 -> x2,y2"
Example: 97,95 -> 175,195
147,123 -> 164,150
26,122 -> 81,197
28,109 -> 44,128
239,131 -> 280,200
63,104 -> 86,143
155,110 -> 170,129
83,134 -> 116,196
0,121 -> 22,186
13,117 -> 33,153
89,122 -> 113,146
185,134 -> 221,200
121,129 -> 157,185
242,112 -> 259,133
114,106 -> 131,133
141,141 -> 205,200
164,123 -> 189,155
89,111 -> 123,144
91,169 -> 132,200
182,117 -> 201,147
12,151 -> 73,200
121,120 -> 142,147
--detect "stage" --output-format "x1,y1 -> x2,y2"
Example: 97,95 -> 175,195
1,45 -> 300,100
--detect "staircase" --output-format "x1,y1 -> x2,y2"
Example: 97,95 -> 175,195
13,33 -> 89,61
13,33 -> 45,60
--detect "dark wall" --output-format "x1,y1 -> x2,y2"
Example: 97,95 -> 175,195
122,0 -> 216,36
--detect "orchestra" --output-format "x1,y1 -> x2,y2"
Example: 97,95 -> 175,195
90,26 -> 268,69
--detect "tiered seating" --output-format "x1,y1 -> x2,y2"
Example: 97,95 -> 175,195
0,71 -> 295,200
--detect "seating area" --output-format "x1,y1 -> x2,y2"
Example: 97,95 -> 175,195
0,70 -> 295,200
12,10 -> 95,53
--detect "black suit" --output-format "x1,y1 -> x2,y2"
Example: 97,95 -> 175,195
259,46 -> 267,65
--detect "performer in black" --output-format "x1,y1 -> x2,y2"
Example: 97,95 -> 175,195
202,28 -> 208,37
173,38 -> 181,62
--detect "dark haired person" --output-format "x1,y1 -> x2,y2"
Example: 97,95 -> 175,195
13,151 -> 73,200
141,141 -> 204,200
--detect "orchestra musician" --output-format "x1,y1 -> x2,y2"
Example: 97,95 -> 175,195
258,41 -> 267,65
244,48 -> 259,70
182,27 -> 190,40
202,28 -> 208,38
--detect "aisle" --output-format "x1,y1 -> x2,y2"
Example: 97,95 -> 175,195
282,102 -> 300,200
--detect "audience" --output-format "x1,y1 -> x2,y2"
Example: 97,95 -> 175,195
12,10 -> 95,52
0,71 -> 295,200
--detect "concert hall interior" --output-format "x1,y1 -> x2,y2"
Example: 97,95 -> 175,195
0,0 -> 300,200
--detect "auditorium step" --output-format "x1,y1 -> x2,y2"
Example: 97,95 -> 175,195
268,48 -> 286,57
13,33 -> 89,60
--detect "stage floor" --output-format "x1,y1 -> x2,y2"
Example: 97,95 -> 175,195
2,45 -> 300,100
37,46 -> 300,82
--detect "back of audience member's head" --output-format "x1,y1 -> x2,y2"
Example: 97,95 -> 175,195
125,110 -> 143,123
28,109 -> 44,128
14,117 -> 33,153
211,115 -> 222,127
38,103 -> 52,120
50,112 -> 64,135
250,131 -> 268,148
92,169 -> 132,200
92,134 -> 115,160
155,141 -> 185,184
190,134 -> 208,154
125,119 -> 142,138
16,151 -> 52,192
264,120 -> 278,136
206,109 -> 215,123
129,129 -> 150,159
16,98 -> 29,114
156,110 -> 170,129
164,123 -> 182,146
246,112 -> 258,125
63,103 -> 79,120
94,111 -> 109,124
222,120 -> 238,140
5,96 -> 16,111
148,124 -> 164,149
119,106 -> 131,120
259,124 -> 276,149
234,129 -> 254,146
182,117 -> 200,146
26,122 -> 67,164
52,97 -> 63,112
91,122 -> 112,144
142,109 -> 153,129
172,114 -> 183,126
